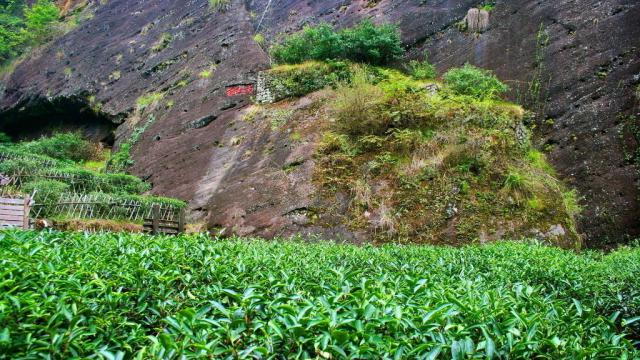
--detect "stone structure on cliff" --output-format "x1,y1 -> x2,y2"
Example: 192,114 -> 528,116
464,8 -> 490,33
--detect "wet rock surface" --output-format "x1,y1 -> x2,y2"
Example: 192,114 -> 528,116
0,0 -> 638,247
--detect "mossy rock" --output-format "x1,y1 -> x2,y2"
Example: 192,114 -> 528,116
257,61 -> 352,103
312,63 -> 582,248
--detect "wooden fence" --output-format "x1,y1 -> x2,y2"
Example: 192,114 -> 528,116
0,196 -> 31,229
143,204 -> 185,235
0,155 -> 187,232
4,168 -> 99,193
0,151 -> 58,168
29,192 -> 184,223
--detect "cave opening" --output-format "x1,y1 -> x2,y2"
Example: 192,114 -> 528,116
0,96 -> 119,146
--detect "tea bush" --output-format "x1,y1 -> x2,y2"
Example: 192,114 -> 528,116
443,64 -> 508,99
271,21 -> 403,66
0,134 -> 184,223
20,179 -> 69,202
23,132 -> 99,162
0,156 -> 59,175
0,144 -> 149,195
98,172 -> 151,194
0,231 -> 638,358
53,167 -> 150,194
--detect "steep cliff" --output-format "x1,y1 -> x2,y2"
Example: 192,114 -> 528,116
0,0 -> 638,247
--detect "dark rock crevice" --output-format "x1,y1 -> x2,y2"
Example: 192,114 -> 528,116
0,95 -> 120,145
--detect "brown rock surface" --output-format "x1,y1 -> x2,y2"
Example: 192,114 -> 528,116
0,0 -> 638,247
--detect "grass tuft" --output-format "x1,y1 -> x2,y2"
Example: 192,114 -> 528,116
208,0 -> 230,11
136,92 -> 164,110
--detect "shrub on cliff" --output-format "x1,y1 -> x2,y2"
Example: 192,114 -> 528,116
0,2 -> 28,62
271,24 -> 343,64
271,20 -> 403,65
443,63 -> 508,99
23,0 -> 59,39
333,69 -> 388,136
106,142 -> 133,173
407,57 -> 437,80
340,21 -> 404,65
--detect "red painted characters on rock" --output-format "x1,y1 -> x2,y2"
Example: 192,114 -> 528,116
226,84 -> 254,97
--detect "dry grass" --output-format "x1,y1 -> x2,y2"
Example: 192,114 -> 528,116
186,222 -> 208,234
401,153 -> 428,177
352,179 -> 372,208
376,201 -> 397,235
333,69 -> 388,136
49,219 -> 143,233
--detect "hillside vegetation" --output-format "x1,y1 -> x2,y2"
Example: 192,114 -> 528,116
1,0 -> 59,65
0,230 -> 638,358
246,22 -> 585,246
0,0 -> 95,72
0,12 -> 638,360
0,133 -> 185,224
252,60 -> 581,245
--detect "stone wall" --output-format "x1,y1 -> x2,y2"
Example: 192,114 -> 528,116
256,72 -> 277,104
256,62 -> 351,104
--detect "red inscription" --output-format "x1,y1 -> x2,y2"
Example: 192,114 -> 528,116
226,84 -> 254,96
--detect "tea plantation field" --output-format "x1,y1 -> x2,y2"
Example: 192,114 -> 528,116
0,230 -> 639,359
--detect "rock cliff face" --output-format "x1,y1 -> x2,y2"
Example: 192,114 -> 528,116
0,0 -> 638,247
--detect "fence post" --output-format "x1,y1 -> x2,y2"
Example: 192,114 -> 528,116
152,204 -> 160,235
23,196 -> 30,230
178,210 -> 185,234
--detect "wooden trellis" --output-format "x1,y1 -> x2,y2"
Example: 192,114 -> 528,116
6,168 -> 102,193
0,155 -> 185,229
30,192 -> 183,223
0,151 -> 58,168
